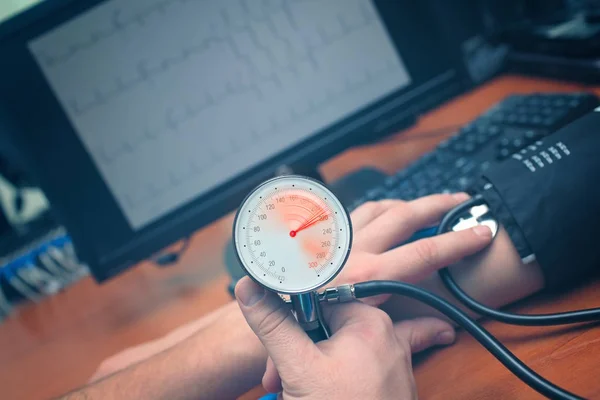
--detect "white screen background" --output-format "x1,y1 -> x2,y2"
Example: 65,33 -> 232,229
29,0 -> 411,229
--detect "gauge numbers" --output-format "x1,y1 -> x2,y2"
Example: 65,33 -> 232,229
233,175 -> 352,294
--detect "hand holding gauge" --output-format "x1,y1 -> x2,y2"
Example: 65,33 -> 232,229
233,175 -> 352,339
233,176 -> 585,400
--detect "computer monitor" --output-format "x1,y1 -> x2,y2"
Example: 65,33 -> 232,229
0,0 -> 464,281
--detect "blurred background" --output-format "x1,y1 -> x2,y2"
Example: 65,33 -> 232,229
0,1 -> 600,398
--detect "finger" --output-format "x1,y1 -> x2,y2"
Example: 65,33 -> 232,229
354,193 -> 471,253
393,317 -> 455,353
262,356 -> 283,393
322,300 -> 390,334
235,277 -> 317,366
350,200 -> 401,230
375,225 -> 493,283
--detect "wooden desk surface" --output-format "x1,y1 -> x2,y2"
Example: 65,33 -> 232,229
2,75 -> 600,400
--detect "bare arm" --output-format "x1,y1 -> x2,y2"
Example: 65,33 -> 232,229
381,227 -> 545,322
61,302 -> 267,400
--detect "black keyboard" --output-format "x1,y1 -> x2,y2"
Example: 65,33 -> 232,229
348,92 -> 599,210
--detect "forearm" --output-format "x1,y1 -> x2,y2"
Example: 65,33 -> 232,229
62,302 -> 267,400
382,227 -> 545,322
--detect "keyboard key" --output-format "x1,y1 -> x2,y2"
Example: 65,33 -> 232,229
396,180 -> 414,193
498,137 -> 510,148
530,115 -> 543,125
455,157 -> 468,168
387,189 -> 405,199
394,169 -> 409,181
429,178 -> 442,189
524,130 -> 543,142
412,179 -> 428,192
452,142 -> 465,152
460,160 -> 477,174
497,148 -> 512,160
487,125 -> 501,137
491,114 -> 504,123
384,175 -> 399,188
464,142 -> 476,153
476,134 -> 488,145
441,186 -> 458,194
465,134 -> 477,143
426,166 -> 442,179
434,150 -> 454,163
365,187 -> 385,201
512,138 -> 524,149
457,176 -> 474,190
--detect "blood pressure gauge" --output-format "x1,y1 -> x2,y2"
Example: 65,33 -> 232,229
234,175 -> 352,293
233,175 -> 353,339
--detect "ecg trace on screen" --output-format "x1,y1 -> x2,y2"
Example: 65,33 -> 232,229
29,0 -> 411,229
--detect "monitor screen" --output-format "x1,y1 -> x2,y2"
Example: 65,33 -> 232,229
27,0 -> 411,230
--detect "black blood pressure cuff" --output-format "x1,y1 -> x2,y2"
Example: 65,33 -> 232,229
475,110 -> 600,291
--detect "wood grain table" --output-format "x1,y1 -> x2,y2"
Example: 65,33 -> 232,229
1,75 -> 599,400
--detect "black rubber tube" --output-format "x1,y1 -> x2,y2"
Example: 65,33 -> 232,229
353,280 -> 583,400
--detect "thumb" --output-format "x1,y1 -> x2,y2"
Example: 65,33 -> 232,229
235,277 -> 316,366
393,317 -> 455,354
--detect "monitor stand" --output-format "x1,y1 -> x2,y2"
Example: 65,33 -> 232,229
223,166 -> 387,296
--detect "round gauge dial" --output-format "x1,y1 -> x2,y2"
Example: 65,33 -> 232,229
233,175 -> 352,294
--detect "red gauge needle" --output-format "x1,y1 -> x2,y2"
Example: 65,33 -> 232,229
290,209 -> 328,237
